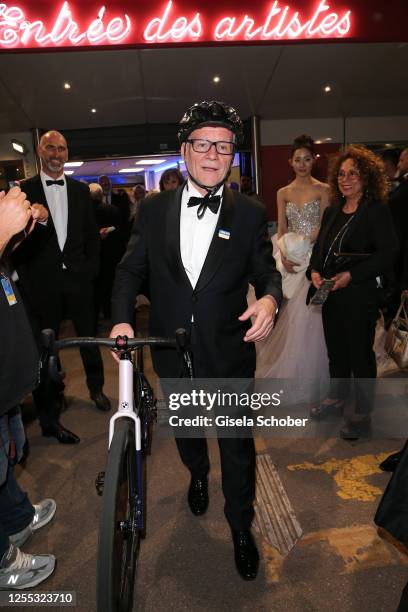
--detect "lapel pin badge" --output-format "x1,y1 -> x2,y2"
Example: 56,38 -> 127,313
218,229 -> 230,240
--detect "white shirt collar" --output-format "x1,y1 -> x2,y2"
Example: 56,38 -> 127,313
41,170 -> 65,184
184,179 -> 224,200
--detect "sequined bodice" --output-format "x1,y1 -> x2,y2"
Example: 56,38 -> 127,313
286,200 -> 320,237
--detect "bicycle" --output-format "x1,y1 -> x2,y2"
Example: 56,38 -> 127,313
41,328 -> 193,612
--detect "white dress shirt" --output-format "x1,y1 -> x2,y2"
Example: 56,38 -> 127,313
40,171 -> 68,260
180,181 -> 222,289
102,192 -> 112,205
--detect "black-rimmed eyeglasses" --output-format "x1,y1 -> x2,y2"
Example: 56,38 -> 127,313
186,139 -> 235,155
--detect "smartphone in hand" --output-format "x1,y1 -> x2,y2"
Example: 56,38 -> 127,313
310,279 -> 335,306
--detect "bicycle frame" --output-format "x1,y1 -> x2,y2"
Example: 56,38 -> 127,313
109,354 -> 145,531
108,357 -> 139,450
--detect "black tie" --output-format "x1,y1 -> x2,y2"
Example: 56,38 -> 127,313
187,195 -> 221,219
46,179 -> 64,186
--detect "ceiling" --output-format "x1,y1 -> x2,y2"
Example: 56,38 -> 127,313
0,41 -> 407,133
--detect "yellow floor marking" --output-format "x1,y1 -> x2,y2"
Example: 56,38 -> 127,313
288,453 -> 391,501
261,540 -> 285,584
300,525 -> 408,574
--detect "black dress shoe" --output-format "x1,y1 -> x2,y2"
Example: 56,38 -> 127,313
340,418 -> 371,441
187,476 -> 209,516
42,424 -> 80,444
310,399 -> 344,420
232,529 -> 259,581
90,390 -> 111,412
379,450 -> 402,472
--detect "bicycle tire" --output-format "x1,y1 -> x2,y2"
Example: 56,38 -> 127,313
134,350 -> 154,456
97,418 -> 142,612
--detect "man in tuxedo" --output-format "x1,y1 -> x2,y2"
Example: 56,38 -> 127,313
380,148 -> 408,472
386,148 -> 408,323
93,177 -> 130,320
13,131 -> 110,445
110,101 -> 282,580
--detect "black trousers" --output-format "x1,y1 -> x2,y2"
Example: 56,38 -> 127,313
175,435 -> 256,530
173,324 -> 256,531
20,271 -> 104,429
322,285 -> 378,415
95,265 -> 116,320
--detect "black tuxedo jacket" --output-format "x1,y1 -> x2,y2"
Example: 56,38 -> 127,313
389,178 -> 408,286
13,175 -> 100,315
308,200 -> 398,289
112,185 -> 282,378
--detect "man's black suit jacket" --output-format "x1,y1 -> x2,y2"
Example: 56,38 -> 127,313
112,185 -> 282,378
389,178 -> 408,287
13,175 -> 100,316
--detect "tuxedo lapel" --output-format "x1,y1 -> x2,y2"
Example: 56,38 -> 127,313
195,187 -> 235,293
165,184 -> 191,288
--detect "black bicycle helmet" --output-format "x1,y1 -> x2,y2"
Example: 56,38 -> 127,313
178,100 -> 243,144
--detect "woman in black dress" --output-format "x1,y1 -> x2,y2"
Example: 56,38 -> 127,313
308,145 -> 398,439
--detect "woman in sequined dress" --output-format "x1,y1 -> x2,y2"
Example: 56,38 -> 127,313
256,135 -> 330,389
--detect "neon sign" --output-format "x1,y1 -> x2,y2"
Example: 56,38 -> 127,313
1,0 -> 397,50
0,2 -> 131,47
214,1 -> 351,40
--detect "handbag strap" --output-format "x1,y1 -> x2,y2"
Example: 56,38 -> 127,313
322,214 -> 355,276
393,295 -> 408,325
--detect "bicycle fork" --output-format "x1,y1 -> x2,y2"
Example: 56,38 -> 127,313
96,358 -> 144,531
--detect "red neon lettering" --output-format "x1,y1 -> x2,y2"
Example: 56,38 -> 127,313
307,1 -> 331,35
261,2 -> 286,37
144,1 -> 202,42
214,0 -> 351,41
0,2 -> 131,48
0,1 -> 352,49
214,16 -> 263,40
334,11 -> 351,36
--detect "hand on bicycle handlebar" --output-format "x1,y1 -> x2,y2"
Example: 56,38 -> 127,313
110,323 -> 134,362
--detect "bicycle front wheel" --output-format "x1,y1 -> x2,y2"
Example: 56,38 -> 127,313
97,418 -> 142,612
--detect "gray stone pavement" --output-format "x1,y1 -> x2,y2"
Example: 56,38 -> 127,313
15,315 -> 408,612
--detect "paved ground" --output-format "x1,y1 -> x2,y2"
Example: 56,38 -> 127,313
16,312 -> 408,612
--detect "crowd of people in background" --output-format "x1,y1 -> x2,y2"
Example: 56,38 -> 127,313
0,116 -> 407,597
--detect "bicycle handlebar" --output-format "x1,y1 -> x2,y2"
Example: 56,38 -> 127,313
40,328 -> 194,381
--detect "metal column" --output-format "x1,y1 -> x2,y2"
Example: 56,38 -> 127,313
31,128 -> 41,174
251,115 -> 262,195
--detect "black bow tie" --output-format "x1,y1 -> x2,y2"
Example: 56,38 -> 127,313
46,179 -> 64,186
187,195 -> 221,219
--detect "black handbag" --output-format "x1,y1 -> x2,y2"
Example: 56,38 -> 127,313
331,251 -> 371,273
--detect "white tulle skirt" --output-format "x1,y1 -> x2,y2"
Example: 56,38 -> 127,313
247,232 -> 330,403
254,275 -> 329,381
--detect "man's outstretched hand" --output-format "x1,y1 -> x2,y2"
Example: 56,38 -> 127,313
239,295 -> 277,342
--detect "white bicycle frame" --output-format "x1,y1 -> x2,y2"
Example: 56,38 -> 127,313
108,358 -> 141,452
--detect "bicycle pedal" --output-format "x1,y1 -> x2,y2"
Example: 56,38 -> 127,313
95,471 -> 105,496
